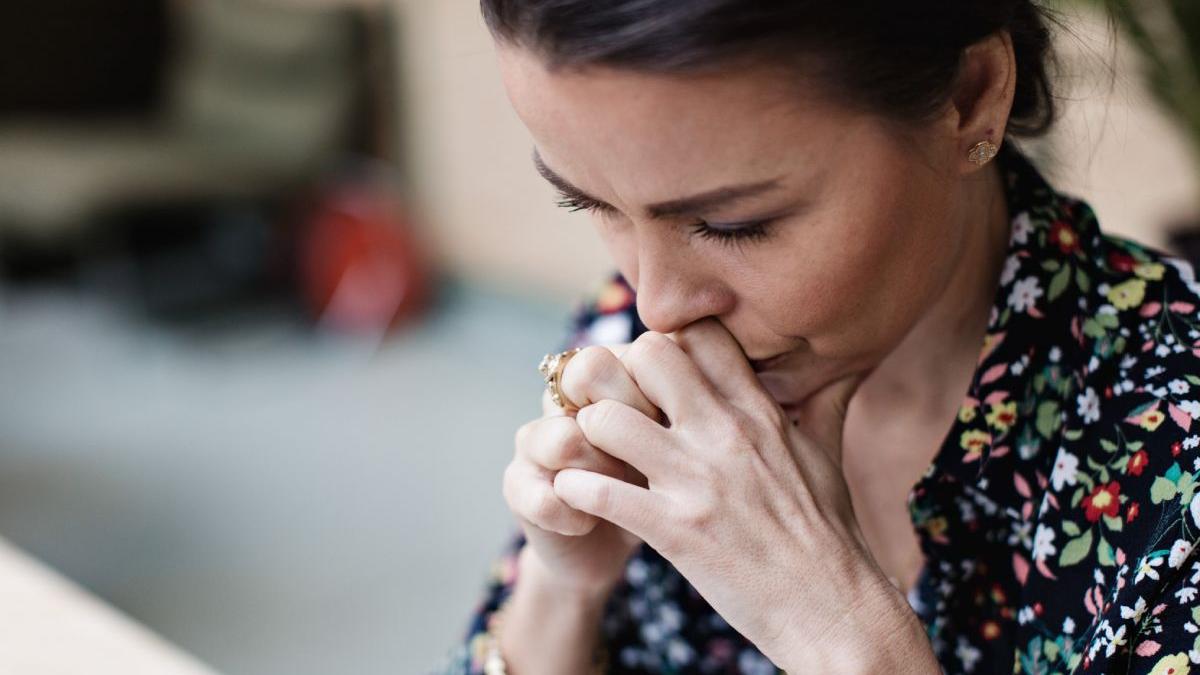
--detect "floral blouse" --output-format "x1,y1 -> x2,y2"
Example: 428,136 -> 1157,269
435,145 -> 1200,674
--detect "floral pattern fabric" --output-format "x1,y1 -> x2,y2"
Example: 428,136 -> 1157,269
435,145 -> 1200,674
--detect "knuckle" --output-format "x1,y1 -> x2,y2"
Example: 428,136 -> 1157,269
501,461 -> 526,509
580,397 -> 619,431
676,494 -> 717,534
627,331 -> 673,367
525,483 -> 562,527
514,420 -> 536,450
548,421 -> 586,466
571,346 -> 615,385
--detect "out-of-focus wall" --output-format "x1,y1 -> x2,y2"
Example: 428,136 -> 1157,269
1036,7 -> 1200,251
392,3 -> 1200,302
392,1 -> 612,302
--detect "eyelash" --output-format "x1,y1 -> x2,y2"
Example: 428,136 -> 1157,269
553,192 -> 774,248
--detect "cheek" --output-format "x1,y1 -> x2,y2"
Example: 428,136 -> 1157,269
739,182 -> 954,357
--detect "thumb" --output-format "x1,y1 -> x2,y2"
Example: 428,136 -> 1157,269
788,371 -> 868,465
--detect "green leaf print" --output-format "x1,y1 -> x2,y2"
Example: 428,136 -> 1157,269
1037,401 -> 1061,439
1062,520 -> 1081,536
1152,476 -> 1180,504
1075,267 -> 1091,293
1049,264 -> 1071,301
1060,529 -> 1094,566
1098,536 -> 1115,566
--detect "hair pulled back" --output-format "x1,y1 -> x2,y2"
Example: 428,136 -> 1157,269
481,0 -> 1057,136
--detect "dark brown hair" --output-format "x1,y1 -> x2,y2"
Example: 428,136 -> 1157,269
481,1 -> 1057,137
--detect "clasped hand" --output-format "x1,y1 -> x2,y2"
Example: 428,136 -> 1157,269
530,317 -> 928,671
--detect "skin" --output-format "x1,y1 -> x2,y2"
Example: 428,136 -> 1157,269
499,31 -> 1018,671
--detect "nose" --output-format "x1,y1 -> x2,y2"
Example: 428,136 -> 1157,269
632,241 -> 731,334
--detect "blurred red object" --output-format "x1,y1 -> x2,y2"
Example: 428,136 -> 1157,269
298,172 -> 431,334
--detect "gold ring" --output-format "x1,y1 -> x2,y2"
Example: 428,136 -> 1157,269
538,347 -> 583,413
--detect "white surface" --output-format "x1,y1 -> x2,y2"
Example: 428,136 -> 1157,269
0,282 -> 573,674
0,536 -> 217,674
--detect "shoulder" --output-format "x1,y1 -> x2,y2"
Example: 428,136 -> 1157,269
1051,231 -> 1200,604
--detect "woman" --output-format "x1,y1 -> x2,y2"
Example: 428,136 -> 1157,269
440,1 -> 1200,673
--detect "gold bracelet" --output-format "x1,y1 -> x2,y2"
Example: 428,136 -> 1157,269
481,595 -> 609,674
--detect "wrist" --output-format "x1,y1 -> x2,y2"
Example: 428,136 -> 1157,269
774,561 -> 937,674
517,546 -> 615,610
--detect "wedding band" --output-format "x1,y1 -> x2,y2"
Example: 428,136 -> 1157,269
538,347 -> 583,413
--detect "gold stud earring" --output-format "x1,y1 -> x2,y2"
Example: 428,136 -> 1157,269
967,140 -> 999,166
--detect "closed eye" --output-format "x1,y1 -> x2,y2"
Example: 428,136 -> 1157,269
554,190 -> 616,215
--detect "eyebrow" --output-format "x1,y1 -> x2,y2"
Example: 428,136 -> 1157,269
532,150 -> 783,220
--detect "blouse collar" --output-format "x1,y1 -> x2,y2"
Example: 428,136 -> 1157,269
919,142 -> 1097,488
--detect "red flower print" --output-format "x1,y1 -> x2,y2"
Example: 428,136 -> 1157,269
1108,250 -> 1136,272
1172,441 -> 1182,457
981,620 -> 1002,640
1083,482 -> 1121,522
1127,501 -> 1140,523
1128,450 -> 1149,476
1050,221 -> 1081,254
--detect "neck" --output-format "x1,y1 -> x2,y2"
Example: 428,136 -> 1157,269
858,161 -> 1012,424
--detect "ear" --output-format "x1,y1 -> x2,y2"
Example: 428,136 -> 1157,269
950,31 -> 1017,173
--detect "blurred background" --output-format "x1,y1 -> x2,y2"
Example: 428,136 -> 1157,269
0,1 -> 1197,673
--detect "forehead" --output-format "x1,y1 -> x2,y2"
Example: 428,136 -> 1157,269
496,44 -> 857,201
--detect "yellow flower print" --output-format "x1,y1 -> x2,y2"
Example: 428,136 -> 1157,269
925,517 -> 948,541
985,401 -> 1018,433
958,405 -> 977,423
960,429 -> 991,462
1148,652 -> 1190,675
1134,262 -> 1165,281
1107,278 -> 1147,310
1140,409 -> 1166,432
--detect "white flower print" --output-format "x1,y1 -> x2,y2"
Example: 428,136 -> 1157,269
1120,596 -> 1147,621
1171,539 -> 1195,569
1077,387 -> 1101,424
1105,624 -> 1127,657
1186,435 -> 1200,450
1135,556 -> 1164,583
1171,379 -> 1192,395
1049,346 -> 1062,362
1000,254 -> 1021,286
1008,276 -> 1043,313
956,637 -> 982,672
737,649 -> 778,675
1182,400 -> 1200,420
1063,617 -> 1076,635
1051,447 -> 1080,491
666,637 -> 694,667
1018,606 -> 1036,624
1177,587 -> 1198,603
1010,211 -> 1033,245
1033,524 -> 1057,562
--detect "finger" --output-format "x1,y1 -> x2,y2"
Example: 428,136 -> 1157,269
620,331 -> 720,425
503,459 -> 601,536
518,416 -> 628,477
541,388 -> 564,417
575,399 -> 678,481
668,318 -> 770,410
553,468 -> 668,547
560,345 -> 664,424
787,371 -> 868,465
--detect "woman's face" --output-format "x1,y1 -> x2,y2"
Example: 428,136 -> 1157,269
498,46 -> 973,407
